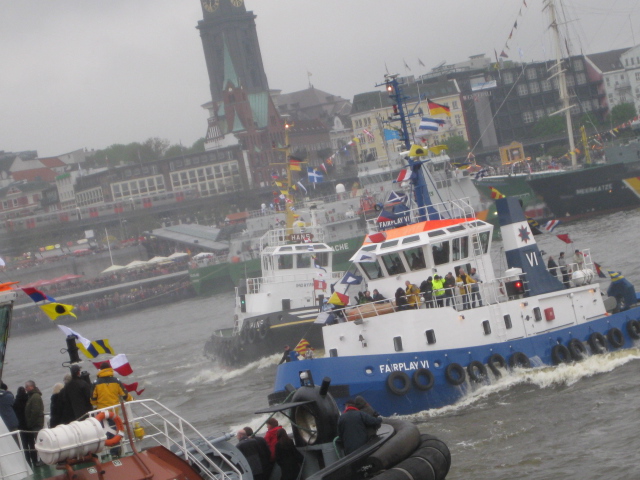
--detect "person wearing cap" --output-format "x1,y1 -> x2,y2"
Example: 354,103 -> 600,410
573,249 -> 584,270
91,362 -> 132,410
337,398 -> 382,455
62,364 -> 93,422
0,382 -> 19,432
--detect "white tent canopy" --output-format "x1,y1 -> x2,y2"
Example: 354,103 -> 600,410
167,252 -> 189,259
100,264 -> 126,274
125,260 -> 148,270
147,256 -> 169,264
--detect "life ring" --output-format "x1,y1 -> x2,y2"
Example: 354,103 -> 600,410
626,320 -> 640,340
607,328 -> 624,348
588,332 -> 607,354
466,361 -> 488,383
247,325 -> 257,344
94,411 -> 124,447
488,353 -> 506,378
551,344 -> 571,365
387,371 -> 411,395
258,318 -> 270,340
567,338 -> 587,361
412,368 -> 435,391
444,363 -> 466,386
509,352 -> 531,369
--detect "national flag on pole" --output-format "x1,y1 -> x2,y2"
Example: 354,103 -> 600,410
319,163 -> 328,174
489,186 -> 506,199
307,167 -> 324,183
289,157 -> 302,171
294,338 -> 311,354
57,325 -> 115,359
396,168 -> 412,182
594,262 -> 607,279
556,234 -> 572,244
22,287 -> 54,303
327,291 -> 350,306
40,302 -> 77,321
419,117 -> 445,131
340,272 -> 363,285
543,220 -> 560,232
363,129 -> 375,140
93,353 -> 133,376
123,382 -> 145,396
427,100 -> 451,116
313,279 -> 327,291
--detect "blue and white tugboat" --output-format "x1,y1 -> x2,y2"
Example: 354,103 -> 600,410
270,74 -> 640,417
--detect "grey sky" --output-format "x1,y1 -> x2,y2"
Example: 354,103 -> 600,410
1,0 -> 638,157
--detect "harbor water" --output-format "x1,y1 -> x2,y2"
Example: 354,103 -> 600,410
4,209 -> 640,479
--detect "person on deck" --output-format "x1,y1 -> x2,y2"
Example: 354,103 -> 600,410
263,417 -> 283,460
243,427 -> 273,478
372,289 -> 385,302
63,364 -> 93,422
275,428 -> 303,480
0,383 -> 19,432
394,288 -> 409,311
547,256 -> 559,279
432,275 -> 445,307
443,272 -> 457,307
24,380 -> 44,466
469,268 -> 483,308
337,398 -> 382,455
278,346 -> 293,365
405,281 -> 421,309
573,249 -> 585,270
456,269 -> 475,310
236,429 -> 271,480
558,252 -> 570,288
420,277 -> 434,308
49,383 -> 65,428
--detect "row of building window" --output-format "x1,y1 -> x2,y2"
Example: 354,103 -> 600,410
168,150 -> 235,172
76,187 -> 104,207
521,99 -> 600,124
170,161 -> 242,196
112,175 -> 166,200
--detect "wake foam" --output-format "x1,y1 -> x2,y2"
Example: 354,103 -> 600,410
187,353 -> 282,385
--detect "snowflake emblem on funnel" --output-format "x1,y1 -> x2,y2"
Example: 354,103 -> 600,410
518,225 -> 531,243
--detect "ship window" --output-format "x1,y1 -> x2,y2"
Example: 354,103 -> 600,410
428,230 -> 446,237
402,235 -> 421,244
425,329 -> 436,344
447,225 -> 465,232
452,236 -> 469,261
295,246 -> 310,251
381,240 -> 399,249
361,245 -> 377,251
431,240 -> 450,266
360,261 -> 384,279
482,320 -> 491,335
381,252 -> 406,275
403,247 -> 427,271
478,231 -> 490,254
277,255 -> 293,270
329,349 -> 338,357
296,254 -> 311,268
504,314 -> 512,329
533,307 -> 542,322
393,336 -> 403,352
279,246 -> 293,251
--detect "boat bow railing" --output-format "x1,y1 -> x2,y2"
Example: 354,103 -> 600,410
366,197 -> 476,233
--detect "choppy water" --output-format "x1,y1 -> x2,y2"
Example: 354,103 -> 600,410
4,209 -> 640,479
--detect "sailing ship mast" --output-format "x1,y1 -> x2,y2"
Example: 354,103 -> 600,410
545,0 -> 577,167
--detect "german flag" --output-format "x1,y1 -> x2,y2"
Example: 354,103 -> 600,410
489,186 -> 506,199
428,99 -> 451,116
289,156 -> 302,171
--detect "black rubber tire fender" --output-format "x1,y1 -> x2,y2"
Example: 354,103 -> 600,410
387,371 -> 411,395
258,318 -> 270,339
246,324 -> 257,344
626,319 -> 640,340
412,368 -> 435,391
509,352 -> 531,369
567,338 -> 587,361
607,327 -> 625,348
444,363 -> 466,386
487,353 -> 506,378
551,344 -> 571,365
588,332 -> 607,354
417,434 -> 452,477
467,361 -> 488,383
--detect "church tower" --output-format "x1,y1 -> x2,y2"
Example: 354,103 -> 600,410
196,0 -> 270,105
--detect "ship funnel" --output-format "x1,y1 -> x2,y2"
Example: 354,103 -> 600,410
496,197 -> 564,296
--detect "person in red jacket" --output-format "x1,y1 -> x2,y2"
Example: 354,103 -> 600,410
263,417 -> 283,460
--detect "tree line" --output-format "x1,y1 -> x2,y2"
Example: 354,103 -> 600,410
87,137 -> 206,167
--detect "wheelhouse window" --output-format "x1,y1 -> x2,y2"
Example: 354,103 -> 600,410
381,252 -> 406,275
431,241 -> 450,266
403,247 -> 427,271
359,261 -> 383,279
452,237 -> 469,261
277,255 -> 293,270
313,252 -> 329,267
296,254 -> 311,268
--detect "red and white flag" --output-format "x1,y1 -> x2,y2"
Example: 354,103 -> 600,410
313,279 -> 327,291
123,382 -> 145,396
396,168 -> 411,183
363,129 -> 375,140
93,353 -> 133,376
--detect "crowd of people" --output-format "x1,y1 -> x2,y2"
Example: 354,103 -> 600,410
546,249 -> 585,288
0,362 -> 132,466
352,267 -> 484,311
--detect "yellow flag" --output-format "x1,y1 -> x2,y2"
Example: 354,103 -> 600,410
40,303 -> 77,321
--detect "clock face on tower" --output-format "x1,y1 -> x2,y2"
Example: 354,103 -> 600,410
202,0 -> 219,12
230,0 -> 244,6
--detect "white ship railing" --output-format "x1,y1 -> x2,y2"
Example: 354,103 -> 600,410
366,197 -> 476,233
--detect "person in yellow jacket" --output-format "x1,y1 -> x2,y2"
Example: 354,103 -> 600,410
405,281 -> 421,309
456,269 -> 476,310
432,275 -> 445,307
91,363 -> 132,410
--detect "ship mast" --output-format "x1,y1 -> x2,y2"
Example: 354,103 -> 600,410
546,0 -> 577,167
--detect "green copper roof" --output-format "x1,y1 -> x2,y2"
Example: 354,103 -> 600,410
231,112 -> 245,132
222,36 -> 240,89
248,92 -> 269,128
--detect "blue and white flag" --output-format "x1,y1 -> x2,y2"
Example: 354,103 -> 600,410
419,117 -> 445,131
351,251 -> 378,263
474,168 -> 489,180
384,128 -> 401,141
340,271 -> 364,285
543,219 -> 560,233
307,167 -> 324,183
314,262 -> 327,275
